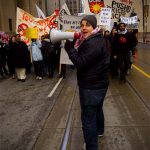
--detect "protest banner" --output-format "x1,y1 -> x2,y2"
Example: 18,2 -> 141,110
60,15 -> 82,65
0,31 -> 9,43
99,8 -> 112,25
59,3 -> 71,25
104,0 -> 133,22
35,4 -> 46,19
16,7 -> 58,45
120,16 -> 139,29
83,0 -> 104,14
62,15 -> 82,31
99,8 -> 112,31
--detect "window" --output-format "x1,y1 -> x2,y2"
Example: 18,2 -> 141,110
8,18 -> 12,32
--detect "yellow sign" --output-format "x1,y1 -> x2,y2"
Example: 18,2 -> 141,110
25,28 -> 38,39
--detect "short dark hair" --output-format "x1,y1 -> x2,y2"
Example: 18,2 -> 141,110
15,34 -> 20,37
118,23 -> 126,28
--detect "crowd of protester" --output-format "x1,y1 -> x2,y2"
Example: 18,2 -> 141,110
0,34 -> 63,81
0,23 -> 138,83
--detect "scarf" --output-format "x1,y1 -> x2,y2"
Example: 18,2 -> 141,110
118,29 -> 127,34
74,27 -> 100,50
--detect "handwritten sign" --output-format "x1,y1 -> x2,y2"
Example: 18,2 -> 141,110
16,7 -> 58,45
62,15 -> 82,31
120,16 -> 139,29
99,8 -> 112,26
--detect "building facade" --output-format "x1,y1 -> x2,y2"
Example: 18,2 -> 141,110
0,0 -> 149,40
0,0 -> 46,33
66,0 -> 81,15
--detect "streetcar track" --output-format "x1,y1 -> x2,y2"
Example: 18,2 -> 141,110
60,77 -> 150,150
127,77 -> 150,112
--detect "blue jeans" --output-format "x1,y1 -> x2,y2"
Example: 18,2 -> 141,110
79,87 -> 108,150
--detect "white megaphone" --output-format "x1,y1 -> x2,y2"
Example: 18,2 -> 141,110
49,28 -> 80,44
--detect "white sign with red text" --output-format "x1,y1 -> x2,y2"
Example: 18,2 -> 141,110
16,7 -> 58,45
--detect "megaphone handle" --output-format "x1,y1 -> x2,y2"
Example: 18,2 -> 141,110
74,32 -> 81,39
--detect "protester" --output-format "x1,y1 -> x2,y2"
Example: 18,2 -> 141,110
14,34 -> 28,82
0,41 -> 8,78
7,35 -> 16,78
104,30 -> 111,55
114,23 -> 133,83
29,38 -> 43,80
109,28 -> 119,78
41,34 -> 56,78
65,15 -> 110,150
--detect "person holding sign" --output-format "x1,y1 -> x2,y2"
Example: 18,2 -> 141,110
65,15 -> 110,150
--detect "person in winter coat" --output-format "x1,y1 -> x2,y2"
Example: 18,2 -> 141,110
29,39 -> 43,80
109,28 -> 119,78
65,15 -> 110,150
14,34 -> 28,82
41,35 -> 56,78
7,35 -> 16,78
0,41 -> 8,78
114,23 -> 134,83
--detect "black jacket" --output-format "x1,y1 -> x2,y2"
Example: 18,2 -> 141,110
0,42 -> 7,63
14,41 -> 28,68
67,33 -> 110,89
114,32 -> 133,54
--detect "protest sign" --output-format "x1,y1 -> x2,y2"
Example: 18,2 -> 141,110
60,15 -> 82,65
120,16 -> 139,29
25,28 -> 38,39
16,7 -> 58,45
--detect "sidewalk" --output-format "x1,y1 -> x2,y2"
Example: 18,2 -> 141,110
138,37 -> 150,44
69,79 -> 150,150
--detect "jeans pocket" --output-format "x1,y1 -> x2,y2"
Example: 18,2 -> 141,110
79,88 -> 107,106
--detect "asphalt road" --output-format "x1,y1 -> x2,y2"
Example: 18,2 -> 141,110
0,43 -> 150,150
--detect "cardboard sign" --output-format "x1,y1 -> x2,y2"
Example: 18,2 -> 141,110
25,28 -> 38,39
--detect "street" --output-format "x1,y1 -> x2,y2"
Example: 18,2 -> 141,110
0,43 -> 150,150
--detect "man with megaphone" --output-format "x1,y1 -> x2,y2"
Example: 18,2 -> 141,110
64,15 -> 110,150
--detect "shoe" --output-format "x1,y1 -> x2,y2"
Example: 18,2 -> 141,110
98,134 -> 104,137
38,77 -> 42,80
36,76 -> 39,79
21,79 -> 26,82
12,74 -> 16,79
83,143 -> 86,150
126,69 -> 130,75
17,79 -> 21,81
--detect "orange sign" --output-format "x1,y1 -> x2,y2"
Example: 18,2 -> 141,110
88,0 -> 104,14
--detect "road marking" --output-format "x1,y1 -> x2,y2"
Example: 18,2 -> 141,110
48,77 -> 63,97
132,64 -> 150,79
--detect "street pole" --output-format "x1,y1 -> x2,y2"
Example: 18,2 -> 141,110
142,0 -> 145,42
59,0 -> 60,10
45,0 -> 48,16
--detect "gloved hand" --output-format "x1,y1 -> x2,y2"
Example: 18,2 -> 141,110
65,40 -> 75,52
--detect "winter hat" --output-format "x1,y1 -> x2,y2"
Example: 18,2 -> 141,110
81,15 -> 97,29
